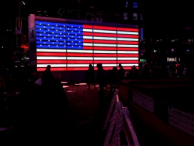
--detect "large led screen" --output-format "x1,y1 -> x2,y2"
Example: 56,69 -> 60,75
35,20 -> 139,71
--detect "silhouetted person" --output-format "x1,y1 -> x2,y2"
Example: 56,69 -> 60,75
131,65 -> 138,79
118,63 -> 125,81
97,63 -> 105,104
41,65 -> 54,87
109,67 -> 118,92
86,64 -> 95,89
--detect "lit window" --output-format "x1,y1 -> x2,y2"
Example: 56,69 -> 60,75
133,2 -> 138,8
123,13 -> 128,20
133,13 -> 138,20
125,1 -> 128,8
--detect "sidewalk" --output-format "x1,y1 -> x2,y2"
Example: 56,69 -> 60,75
0,83 -> 113,145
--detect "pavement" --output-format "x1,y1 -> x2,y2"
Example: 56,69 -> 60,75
0,83 -> 113,145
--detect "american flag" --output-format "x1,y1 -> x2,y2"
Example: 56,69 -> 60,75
36,21 -> 139,71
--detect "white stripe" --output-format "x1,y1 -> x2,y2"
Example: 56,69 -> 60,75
93,64 -> 139,67
37,49 -> 66,52
83,43 -> 117,47
117,38 -> 138,41
67,57 -> 93,60
67,49 -> 93,53
117,45 -> 138,47
117,57 -> 138,60
37,57 -> 66,59
94,57 -> 116,60
121,64 -> 139,66
83,36 -> 93,39
67,64 -> 92,67
117,51 -> 138,54
94,44 -> 116,47
82,29 -> 93,32
94,50 -> 116,53
117,31 -> 138,35
93,64 -> 117,67
37,64 -> 66,67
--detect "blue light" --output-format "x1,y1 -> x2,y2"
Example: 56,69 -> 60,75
36,21 -> 65,27
133,2 -> 138,8
37,45 -> 66,49
67,46 -> 83,49
36,37 -> 66,41
36,29 -> 66,34
67,43 -> 83,46
36,33 -> 66,37
66,24 -> 82,28
66,31 -> 83,35
37,41 -> 66,45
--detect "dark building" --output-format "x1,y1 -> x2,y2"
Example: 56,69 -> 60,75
144,2 -> 194,77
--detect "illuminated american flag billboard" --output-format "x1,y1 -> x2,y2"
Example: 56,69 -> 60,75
35,20 -> 139,71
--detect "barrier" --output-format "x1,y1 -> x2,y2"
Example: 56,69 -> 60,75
103,91 -> 119,130
133,91 -> 154,113
103,92 -> 140,146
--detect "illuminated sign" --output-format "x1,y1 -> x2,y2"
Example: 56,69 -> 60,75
35,21 -> 139,71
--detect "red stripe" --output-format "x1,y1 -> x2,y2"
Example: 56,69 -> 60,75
83,39 -> 116,44
117,54 -> 138,57
117,48 -> 138,51
117,28 -> 139,32
94,61 -> 116,64
37,67 -> 66,71
37,60 -> 66,63
93,25 -> 116,30
37,52 -> 66,56
67,53 -> 93,57
83,32 -> 117,37
83,25 -> 93,29
123,66 -> 139,70
117,34 -> 139,38
94,67 -> 114,70
117,61 -> 139,63
67,67 -> 88,71
83,25 -> 117,31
